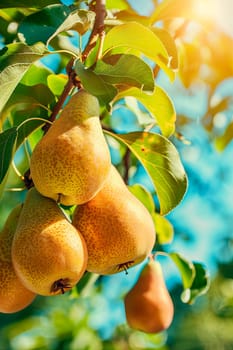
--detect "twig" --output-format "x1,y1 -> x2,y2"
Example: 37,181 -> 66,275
123,148 -> 131,184
82,0 -> 106,61
42,58 -> 76,133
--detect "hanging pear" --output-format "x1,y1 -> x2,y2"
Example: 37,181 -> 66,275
72,165 -> 155,274
124,259 -> 174,333
30,89 -> 111,206
12,187 -> 88,296
0,205 -> 36,313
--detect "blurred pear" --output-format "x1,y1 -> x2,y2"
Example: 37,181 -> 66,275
124,259 -> 174,333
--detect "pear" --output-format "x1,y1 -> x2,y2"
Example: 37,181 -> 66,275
0,205 -> 36,313
12,187 -> 88,296
72,165 -> 155,275
124,259 -> 174,333
30,89 -> 111,206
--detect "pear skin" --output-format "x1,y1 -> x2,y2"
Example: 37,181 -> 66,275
12,187 -> 88,296
30,89 -> 111,206
72,165 -> 155,275
124,259 -> 174,333
0,205 -> 36,313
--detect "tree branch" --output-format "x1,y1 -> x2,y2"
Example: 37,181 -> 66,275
82,0 -> 106,61
42,58 -> 77,134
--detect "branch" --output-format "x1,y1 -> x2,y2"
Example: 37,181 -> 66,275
82,0 -> 106,61
42,58 -> 77,133
123,148 -> 131,184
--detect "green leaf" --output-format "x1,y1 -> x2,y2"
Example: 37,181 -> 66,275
128,184 -> 155,214
169,252 -> 195,290
1,83 -> 54,126
74,60 -> 117,105
215,121 -> 233,151
47,74 -> 68,96
47,9 -> 95,46
114,9 -> 151,26
153,213 -> 174,244
18,4 -> 71,45
106,0 -> 129,10
115,86 -> 176,137
0,42 -> 46,111
102,22 -> 176,81
181,262 -> 210,304
94,54 -> 154,92
105,131 -> 188,214
21,64 -> 52,86
0,127 -> 17,184
0,0 -> 60,8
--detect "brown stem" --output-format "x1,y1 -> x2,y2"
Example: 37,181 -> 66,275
42,58 -> 76,134
123,148 -> 131,184
82,0 -> 106,61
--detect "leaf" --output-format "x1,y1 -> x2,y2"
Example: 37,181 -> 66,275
74,60 -> 117,105
169,252 -> 195,290
215,121 -> 233,151
1,83 -> 54,126
115,86 -> 176,137
114,9 -> 151,26
178,42 -> 202,88
18,4 -> 71,45
152,27 -> 178,70
153,213 -> 174,244
94,54 -> 154,92
150,0 -> 195,23
105,131 -> 188,214
20,64 -> 52,86
0,42 -> 46,111
0,0 -> 60,8
47,73 -> 68,96
102,22 -> 176,81
181,262 -> 210,304
0,127 -> 17,184
128,184 -> 155,214
106,0 -> 129,10
47,9 -> 95,45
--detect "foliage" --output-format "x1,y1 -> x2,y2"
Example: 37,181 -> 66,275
0,0 -> 232,348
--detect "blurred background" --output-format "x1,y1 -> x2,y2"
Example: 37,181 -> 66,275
0,0 -> 233,349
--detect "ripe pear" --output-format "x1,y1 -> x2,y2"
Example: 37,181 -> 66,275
124,259 -> 174,333
30,89 -> 111,206
72,165 -> 155,275
12,187 -> 88,296
0,205 -> 36,313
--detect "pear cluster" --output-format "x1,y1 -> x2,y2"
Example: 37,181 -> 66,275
0,89 -> 156,318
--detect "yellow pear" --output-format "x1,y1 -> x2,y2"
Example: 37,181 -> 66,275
124,259 -> 174,333
30,89 -> 111,206
12,187 -> 88,296
72,165 -> 155,274
0,205 -> 36,313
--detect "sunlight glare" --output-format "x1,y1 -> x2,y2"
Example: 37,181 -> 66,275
194,0 -> 233,36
